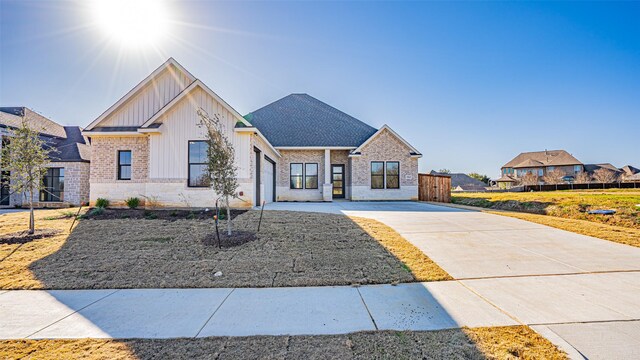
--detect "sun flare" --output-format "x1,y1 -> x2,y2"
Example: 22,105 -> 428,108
90,0 -> 170,48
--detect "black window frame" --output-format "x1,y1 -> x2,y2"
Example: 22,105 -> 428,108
386,161 -> 400,189
290,163 -> 304,189
117,150 -> 132,180
305,163 -> 319,189
371,161 -> 385,189
40,167 -> 64,202
188,140 -> 210,188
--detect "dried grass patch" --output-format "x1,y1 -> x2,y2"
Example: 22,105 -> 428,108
0,209 -> 83,289
486,210 -> 640,248
0,326 -> 565,359
350,216 -> 452,282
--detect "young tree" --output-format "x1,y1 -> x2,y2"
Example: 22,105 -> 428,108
1,119 -> 54,234
575,172 -> 591,184
519,172 -> 539,186
593,168 -> 618,187
197,108 -> 239,236
542,168 -> 565,189
468,172 -> 490,184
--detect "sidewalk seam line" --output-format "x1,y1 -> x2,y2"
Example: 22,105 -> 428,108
455,280 -> 524,326
455,269 -> 640,281
194,288 -> 235,338
356,287 -> 378,331
25,289 -> 121,339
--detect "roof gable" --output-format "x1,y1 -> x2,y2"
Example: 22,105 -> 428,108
244,94 -> 377,147
85,58 -> 195,131
352,125 -> 422,157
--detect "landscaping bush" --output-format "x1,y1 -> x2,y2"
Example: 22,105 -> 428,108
95,198 -> 109,208
89,207 -> 104,217
125,197 -> 140,209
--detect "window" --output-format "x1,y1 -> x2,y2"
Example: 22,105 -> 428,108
574,165 -> 582,174
305,163 -> 318,189
188,141 -> 209,187
371,162 -> 385,189
548,166 -> 555,171
386,162 -> 400,189
40,168 -> 64,202
117,150 -> 131,180
290,163 -> 303,189
538,169 -> 544,176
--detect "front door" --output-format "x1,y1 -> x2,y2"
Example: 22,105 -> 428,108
331,165 -> 345,199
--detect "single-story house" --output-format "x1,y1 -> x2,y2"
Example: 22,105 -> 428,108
429,171 -> 487,192
0,107 -> 91,207
82,58 -> 422,208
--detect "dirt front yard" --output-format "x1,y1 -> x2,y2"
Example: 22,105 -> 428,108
0,209 -> 450,289
1,326 -> 565,360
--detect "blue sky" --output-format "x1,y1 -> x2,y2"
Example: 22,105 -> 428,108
1,1 -> 639,177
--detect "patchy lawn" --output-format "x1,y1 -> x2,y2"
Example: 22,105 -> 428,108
0,326 -> 565,359
0,209 -> 450,289
452,190 -> 640,247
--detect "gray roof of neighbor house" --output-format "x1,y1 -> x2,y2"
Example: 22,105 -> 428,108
502,150 -> 583,169
620,165 -> 640,176
244,94 -> 378,147
0,107 -> 67,139
430,171 -> 488,189
0,108 -> 89,162
584,163 -> 622,174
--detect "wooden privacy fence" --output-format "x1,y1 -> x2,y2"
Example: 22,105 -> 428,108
418,173 -> 451,203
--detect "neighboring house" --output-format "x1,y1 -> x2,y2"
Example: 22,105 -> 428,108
583,163 -> 623,179
620,165 -> 640,178
497,150 -> 584,189
0,107 -> 90,207
82,58 -> 421,208
429,171 -> 487,192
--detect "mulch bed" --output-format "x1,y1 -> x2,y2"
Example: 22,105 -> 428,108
82,208 -> 247,221
0,229 -> 61,245
203,230 -> 257,248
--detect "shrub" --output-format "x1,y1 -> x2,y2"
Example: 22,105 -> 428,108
125,197 -> 140,209
95,198 -> 109,208
89,207 -> 104,216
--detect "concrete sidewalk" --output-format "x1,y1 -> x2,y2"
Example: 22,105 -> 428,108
261,201 -> 640,359
0,282 -> 516,339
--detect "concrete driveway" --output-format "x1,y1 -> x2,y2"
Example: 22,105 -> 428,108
263,201 -> 640,359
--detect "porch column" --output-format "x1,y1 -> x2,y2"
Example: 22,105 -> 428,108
322,149 -> 333,201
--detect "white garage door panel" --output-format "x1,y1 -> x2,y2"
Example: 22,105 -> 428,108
264,160 -> 274,203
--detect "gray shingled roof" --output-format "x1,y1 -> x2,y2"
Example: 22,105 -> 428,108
430,171 -> 488,188
244,94 -> 377,147
0,108 -> 89,162
502,150 -> 583,168
0,107 -> 67,139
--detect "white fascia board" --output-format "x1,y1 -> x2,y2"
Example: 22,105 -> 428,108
81,131 -> 144,137
352,124 -> 422,156
84,58 -> 196,131
140,80 -> 253,129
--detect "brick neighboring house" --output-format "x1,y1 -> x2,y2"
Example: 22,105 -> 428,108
496,150 -> 584,189
82,58 -> 422,208
0,107 -> 91,207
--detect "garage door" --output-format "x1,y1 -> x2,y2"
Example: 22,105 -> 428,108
264,158 -> 275,203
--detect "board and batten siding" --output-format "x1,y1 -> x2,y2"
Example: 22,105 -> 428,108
148,87 -> 251,180
101,65 -> 192,128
